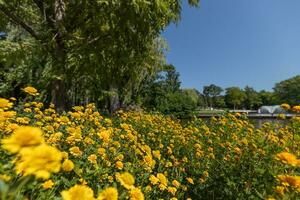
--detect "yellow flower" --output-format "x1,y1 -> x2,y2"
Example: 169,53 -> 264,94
275,152 -> 300,167
0,174 -> 11,182
62,152 -> 69,159
98,130 -> 111,143
98,148 -> 106,155
203,171 -> 209,178
172,180 -> 180,188
0,98 -> 13,109
16,144 -> 62,179
62,159 -> 74,172
108,176 -> 114,183
115,161 -> 123,170
42,180 -> 54,189
2,126 -> 44,153
281,103 -> 290,110
97,187 -> 118,200
292,105 -> 300,112
152,150 -> 161,160
9,97 -> 16,101
277,175 -> 300,189
266,198 -> 276,200
61,185 -> 95,200
23,86 -> 38,96
277,113 -> 286,120
2,111 -> 16,119
275,186 -> 285,196
157,173 -> 168,186
234,147 -> 242,155
167,186 -> 177,195
158,184 -> 167,191
69,146 -> 82,157
149,175 -> 159,185
129,187 -> 144,200
116,172 -> 135,189
186,177 -> 194,185
88,154 -> 98,164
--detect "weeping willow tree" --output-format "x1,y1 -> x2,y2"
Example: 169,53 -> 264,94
0,0 -> 199,112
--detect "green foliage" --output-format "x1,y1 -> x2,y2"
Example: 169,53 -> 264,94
182,88 -> 200,106
203,84 -> 223,108
214,96 -> 226,108
259,90 -> 278,106
0,0 -> 199,111
244,86 -> 262,109
156,91 -> 197,118
140,64 -> 182,109
225,87 -> 246,109
274,75 -> 300,105
140,65 -> 198,118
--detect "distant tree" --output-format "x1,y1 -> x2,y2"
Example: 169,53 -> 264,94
274,75 -> 300,105
156,91 -> 197,118
139,64 -> 181,109
225,87 -> 246,110
214,96 -> 226,108
182,88 -> 200,106
164,64 -> 181,93
259,90 -> 278,106
243,86 -> 262,109
140,66 -> 198,118
197,93 -> 207,108
203,84 -> 223,108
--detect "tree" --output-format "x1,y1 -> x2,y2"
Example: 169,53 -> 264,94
182,88 -> 200,106
273,75 -> 300,105
258,90 -> 277,106
203,84 -> 223,108
0,0 -> 199,112
243,86 -> 262,109
139,64 -> 181,110
164,64 -> 181,93
214,96 -> 226,108
156,91 -> 197,118
225,87 -> 246,110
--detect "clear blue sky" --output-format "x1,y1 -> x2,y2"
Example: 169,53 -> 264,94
162,0 -> 300,92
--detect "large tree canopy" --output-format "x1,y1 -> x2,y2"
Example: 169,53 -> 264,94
0,0 -> 199,112
274,75 -> 300,105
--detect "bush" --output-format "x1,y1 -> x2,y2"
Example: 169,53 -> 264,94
156,92 -> 197,118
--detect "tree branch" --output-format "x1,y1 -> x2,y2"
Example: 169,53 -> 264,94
0,4 -> 40,40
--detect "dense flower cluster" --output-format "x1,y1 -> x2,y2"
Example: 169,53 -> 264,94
0,87 -> 300,199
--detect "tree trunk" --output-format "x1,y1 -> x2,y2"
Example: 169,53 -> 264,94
109,86 -> 120,114
51,79 -> 66,113
51,0 -> 66,112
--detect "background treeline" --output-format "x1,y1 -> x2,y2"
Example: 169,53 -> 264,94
139,67 -> 300,117
199,74 -> 300,110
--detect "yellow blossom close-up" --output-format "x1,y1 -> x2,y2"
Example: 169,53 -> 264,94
23,86 -> 39,96
116,172 -> 135,190
1,126 -> 44,153
15,144 -> 62,179
61,185 -> 95,200
97,187 -> 118,200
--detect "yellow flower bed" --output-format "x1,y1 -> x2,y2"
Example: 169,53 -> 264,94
0,91 -> 300,199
